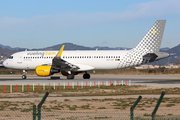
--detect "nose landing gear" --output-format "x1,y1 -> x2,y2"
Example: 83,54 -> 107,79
22,70 -> 27,79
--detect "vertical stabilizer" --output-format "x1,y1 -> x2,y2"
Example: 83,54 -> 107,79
134,20 -> 166,52
118,20 -> 166,68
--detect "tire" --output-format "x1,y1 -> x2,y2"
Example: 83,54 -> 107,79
22,75 -> 27,79
67,74 -> 74,79
83,74 -> 90,79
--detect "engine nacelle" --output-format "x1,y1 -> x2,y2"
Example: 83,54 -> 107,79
35,65 -> 60,76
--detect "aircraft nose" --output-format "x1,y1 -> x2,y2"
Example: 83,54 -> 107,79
3,60 -> 8,67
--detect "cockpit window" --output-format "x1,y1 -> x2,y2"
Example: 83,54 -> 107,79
8,56 -> 13,59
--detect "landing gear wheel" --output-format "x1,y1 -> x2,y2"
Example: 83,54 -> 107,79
22,70 -> 27,79
67,74 -> 74,79
22,75 -> 27,79
83,74 -> 90,79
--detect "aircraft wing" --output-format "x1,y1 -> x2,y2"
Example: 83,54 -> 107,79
52,45 -> 80,71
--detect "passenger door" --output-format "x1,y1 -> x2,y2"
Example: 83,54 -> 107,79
17,54 -> 23,63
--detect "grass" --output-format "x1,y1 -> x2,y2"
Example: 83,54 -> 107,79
143,113 -> 151,116
98,107 -> 106,109
20,108 -> 31,112
81,104 -> 90,109
166,104 -> 176,107
94,116 -> 110,119
69,105 -> 77,110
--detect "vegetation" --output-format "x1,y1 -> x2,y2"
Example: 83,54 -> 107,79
0,68 -> 180,75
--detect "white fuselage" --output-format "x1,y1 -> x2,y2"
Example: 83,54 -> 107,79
3,50 -> 130,71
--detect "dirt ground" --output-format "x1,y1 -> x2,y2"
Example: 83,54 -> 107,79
0,85 -> 180,119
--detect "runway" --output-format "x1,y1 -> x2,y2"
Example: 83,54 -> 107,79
0,75 -> 180,87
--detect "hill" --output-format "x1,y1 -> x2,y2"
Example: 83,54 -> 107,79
157,44 -> 180,65
0,47 -> 16,58
42,43 -> 93,50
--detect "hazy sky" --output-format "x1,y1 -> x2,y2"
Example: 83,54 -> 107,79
0,0 -> 180,49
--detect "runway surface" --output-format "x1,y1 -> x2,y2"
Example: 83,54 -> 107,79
0,75 -> 180,87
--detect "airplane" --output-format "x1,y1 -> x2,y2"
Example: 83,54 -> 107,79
3,20 -> 170,79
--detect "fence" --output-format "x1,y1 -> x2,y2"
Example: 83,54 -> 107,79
0,110 -> 180,120
0,91 -> 180,120
1,80 -> 133,93
1,83 -> 180,119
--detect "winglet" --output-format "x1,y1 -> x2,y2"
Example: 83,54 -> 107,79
56,45 -> 65,57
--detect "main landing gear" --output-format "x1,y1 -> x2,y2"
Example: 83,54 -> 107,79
22,70 -> 27,79
67,74 -> 75,79
83,72 -> 90,79
66,71 -> 90,79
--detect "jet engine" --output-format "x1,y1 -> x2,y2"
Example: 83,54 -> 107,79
35,65 -> 60,76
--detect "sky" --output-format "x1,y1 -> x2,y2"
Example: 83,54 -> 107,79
0,0 -> 180,49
